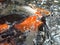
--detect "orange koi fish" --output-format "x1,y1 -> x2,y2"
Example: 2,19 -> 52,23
14,16 -> 43,32
0,24 -> 9,33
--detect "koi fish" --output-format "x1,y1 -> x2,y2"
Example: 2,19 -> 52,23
34,8 -> 51,16
14,16 -> 43,32
0,24 -> 9,33
28,4 -> 51,15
